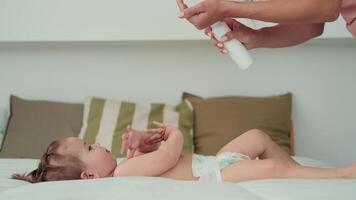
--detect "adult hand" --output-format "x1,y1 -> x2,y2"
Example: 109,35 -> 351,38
206,18 -> 262,52
177,0 -> 226,30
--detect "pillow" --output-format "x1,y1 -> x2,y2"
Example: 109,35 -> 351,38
78,97 -> 193,156
0,108 -> 8,150
0,95 -> 84,158
183,92 -> 292,155
0,131 -> 4,151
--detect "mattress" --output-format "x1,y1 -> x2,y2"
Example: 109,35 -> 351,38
0,157 -> 355,200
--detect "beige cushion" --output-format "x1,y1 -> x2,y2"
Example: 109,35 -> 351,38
183,92 -> 292,155
0,96 -> 83,158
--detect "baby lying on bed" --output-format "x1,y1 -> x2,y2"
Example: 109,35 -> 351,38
13,121 -> 356,183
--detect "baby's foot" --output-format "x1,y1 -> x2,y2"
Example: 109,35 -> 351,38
337,163 -> 356,179
349,163 -> 356,179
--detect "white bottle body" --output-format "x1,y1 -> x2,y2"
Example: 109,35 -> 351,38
211,22 -> 252,70
183,0 -> 253,70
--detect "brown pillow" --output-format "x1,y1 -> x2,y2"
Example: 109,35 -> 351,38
0,95 -> 83,158
183,92 -> 292,155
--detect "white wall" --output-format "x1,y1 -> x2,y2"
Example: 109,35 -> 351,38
0,0 -> 351,41
0,39 -> 355,166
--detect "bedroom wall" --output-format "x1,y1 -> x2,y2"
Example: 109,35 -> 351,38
0,39 -> 355,166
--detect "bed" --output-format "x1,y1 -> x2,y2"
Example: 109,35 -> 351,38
1,95 -> 355,199
1,157 -> 355,200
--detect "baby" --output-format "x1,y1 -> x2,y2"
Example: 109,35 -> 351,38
13,121 -> 356,183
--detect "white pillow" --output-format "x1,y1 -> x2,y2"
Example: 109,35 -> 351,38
0,133 -> 4,150
0,108 -> 9,150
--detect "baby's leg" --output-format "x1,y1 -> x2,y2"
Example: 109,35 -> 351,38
217,129 -> 296,164
221,158 -> 354,183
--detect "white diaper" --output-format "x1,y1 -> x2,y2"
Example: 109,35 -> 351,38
192,152 -> 250,182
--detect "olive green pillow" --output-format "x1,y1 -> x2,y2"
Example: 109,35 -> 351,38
183,92 -> 292,155
78,97 -> 194,156
0,95 -> 83,158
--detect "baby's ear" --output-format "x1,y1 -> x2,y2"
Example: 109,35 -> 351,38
80,170 -> 99,179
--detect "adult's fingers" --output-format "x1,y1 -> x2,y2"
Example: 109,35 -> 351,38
176,0 -> 188,11
206,29 -> 226,52
204,27 -> 213,37
219,30 -> 250,50
225,28 -> 251,46
224,18 -> 245,31
224,18 -> 250,32
219,48 -> 229,54
178,2 -> 205,18
222,19 -> 254,44
224,18 -> 237,28
210,33 -> 222,46
222,31 -> 239,43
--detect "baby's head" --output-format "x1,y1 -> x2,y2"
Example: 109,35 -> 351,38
13,137 -> 117,183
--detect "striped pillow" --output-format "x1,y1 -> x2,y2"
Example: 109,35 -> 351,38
78,97 -> 193,157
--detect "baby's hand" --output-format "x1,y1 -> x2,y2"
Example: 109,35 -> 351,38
120,126 -> 165,159
151,121 -> 181,139
206,18 -> 262,52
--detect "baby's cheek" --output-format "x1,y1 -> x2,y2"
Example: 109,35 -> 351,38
102,153 -> 117,166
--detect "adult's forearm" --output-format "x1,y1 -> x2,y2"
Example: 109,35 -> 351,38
224,0 -> 341,24
258,23 -> 325,48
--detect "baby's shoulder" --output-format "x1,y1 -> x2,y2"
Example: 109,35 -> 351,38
113,166 -> 120,177
113,158 -> 126,176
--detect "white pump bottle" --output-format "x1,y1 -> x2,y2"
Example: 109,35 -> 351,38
183,0 -> 253,70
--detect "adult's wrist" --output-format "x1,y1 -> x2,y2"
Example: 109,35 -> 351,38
220,0 -> 233,19
222,0 -> 250,19
253,28 -> 264,48
255,27 -> 270,48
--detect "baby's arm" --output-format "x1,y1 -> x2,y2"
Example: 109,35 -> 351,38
114,122 -> 183,177
132,142 -> 161,157
121,126 -> 165,158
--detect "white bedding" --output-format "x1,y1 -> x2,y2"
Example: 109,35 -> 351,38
0,157 -> 355,200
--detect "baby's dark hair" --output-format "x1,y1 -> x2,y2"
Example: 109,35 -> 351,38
12,139 -> 85,183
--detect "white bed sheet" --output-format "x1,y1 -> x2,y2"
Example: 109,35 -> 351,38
239,179 -> 356,200
0,157 -> 355,200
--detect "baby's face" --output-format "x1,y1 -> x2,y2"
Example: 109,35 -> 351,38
60,137 -> 117,178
